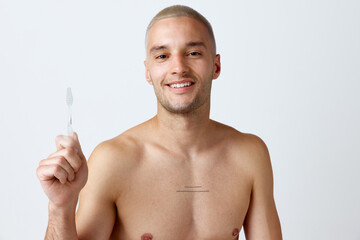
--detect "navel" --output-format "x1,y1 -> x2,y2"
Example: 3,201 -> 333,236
141,233 -> 153,240
232,228 -> 240,237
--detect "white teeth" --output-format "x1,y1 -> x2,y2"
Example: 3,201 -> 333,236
170,82 -> 192,88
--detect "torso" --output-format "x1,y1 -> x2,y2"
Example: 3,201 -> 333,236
108,120 -> 254,240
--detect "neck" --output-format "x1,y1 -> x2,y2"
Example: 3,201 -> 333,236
151,101 -> 213,153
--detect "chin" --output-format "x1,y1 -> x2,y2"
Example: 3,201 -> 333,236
163,100 -> 201,114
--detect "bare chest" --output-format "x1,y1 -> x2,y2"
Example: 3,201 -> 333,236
113,150 -> 252,240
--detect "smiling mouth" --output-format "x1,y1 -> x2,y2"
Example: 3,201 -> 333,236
167,82 -> 195,88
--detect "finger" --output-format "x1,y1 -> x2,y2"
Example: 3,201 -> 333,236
39,156 -> 75,182
37,164 -> 68,184
55,134 -> 66,151
47,148 -> 83,173
70,132 -> 87,161
69,131 -> 81,150
55,134 -> 76,151
69,131 -> 78,140
55,132 -> 84,158
53,165 -> 69,184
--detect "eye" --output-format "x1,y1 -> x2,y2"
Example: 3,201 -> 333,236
156,54 -> 167,59
189,51 -> 201,57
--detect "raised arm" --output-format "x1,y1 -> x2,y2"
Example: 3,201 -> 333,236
243,135 -> 282,240
37,133 -> 118,240
37,132 -> 87,239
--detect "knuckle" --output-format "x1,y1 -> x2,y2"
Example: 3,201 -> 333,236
66,147 -> 74,156
54,169 -> 66,182
73,159 -> 82,172
55,135 -> 63,143
47,152 -> 56,158
39,158 -> 46,165
55,156 -> 66,165
53,164 -> 65,176
68,141 -> 76,149
36,166 -> 42,177
61,148 -> 71,159
58,150 -> 81,172
56,156 -> 67,165
53,164 -> 61,172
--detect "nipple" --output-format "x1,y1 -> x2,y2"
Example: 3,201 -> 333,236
232,228 -> 240,237
141,233 -> 153,240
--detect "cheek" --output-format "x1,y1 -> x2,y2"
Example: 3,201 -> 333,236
148,64 -> 168,82
198,61 -> 214,79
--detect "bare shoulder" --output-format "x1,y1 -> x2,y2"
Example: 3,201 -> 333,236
88,126 -> 146,173
89,130 -> 143,164
212,120 -> 269,155
85,123 -> 150,196
212,121 -> 271,174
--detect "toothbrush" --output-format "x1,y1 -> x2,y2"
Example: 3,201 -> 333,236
66,87 -> 73,135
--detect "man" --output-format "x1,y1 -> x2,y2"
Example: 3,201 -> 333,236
37,5 -> 282,240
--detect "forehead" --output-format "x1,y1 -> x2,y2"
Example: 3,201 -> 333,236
146,16 -> 212,51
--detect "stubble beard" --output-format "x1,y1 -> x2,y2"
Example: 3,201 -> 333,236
161,95 -> 201,114
151,75 -> 212,115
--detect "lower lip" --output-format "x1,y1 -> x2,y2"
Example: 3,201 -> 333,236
167,84 -> 195,93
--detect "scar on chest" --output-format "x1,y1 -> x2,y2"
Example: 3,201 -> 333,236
141,233 -> 153,240
141,228 -> 239,239
176,185 -> 210,192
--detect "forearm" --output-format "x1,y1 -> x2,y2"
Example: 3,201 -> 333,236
45,201 -> 78,240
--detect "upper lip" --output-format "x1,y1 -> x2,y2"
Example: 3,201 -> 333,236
166,79 -> 195,86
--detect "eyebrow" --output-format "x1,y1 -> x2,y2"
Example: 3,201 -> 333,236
186,41 -> 207,49
149,41 -> 207,54
149,45 -> 168,54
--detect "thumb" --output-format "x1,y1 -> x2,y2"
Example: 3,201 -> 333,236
69,131 -> 78,140
70,132 -> 86,160
70,132 -> 81,149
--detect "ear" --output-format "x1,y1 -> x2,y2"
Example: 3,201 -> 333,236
212,54 -> 221,80
144,60 -> 153,85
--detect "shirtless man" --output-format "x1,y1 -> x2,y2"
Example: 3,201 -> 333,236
37,5 -> 282,240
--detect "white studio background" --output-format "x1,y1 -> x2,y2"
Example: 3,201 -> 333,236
0,0 -> 359,239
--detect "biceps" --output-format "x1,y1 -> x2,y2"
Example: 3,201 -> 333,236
243,164 -> 282,239
243,192 -> 281,239
75,192 -> 117,240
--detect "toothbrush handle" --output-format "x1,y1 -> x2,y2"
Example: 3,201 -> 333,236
68,108 -> 73,135
68,122 -> 73,135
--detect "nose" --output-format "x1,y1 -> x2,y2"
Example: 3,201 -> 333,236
171,54 -> 189,75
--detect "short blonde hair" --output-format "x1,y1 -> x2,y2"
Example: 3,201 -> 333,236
146,5 -> 216,54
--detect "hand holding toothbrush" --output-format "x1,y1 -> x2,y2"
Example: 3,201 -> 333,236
36,88 -> 88,208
